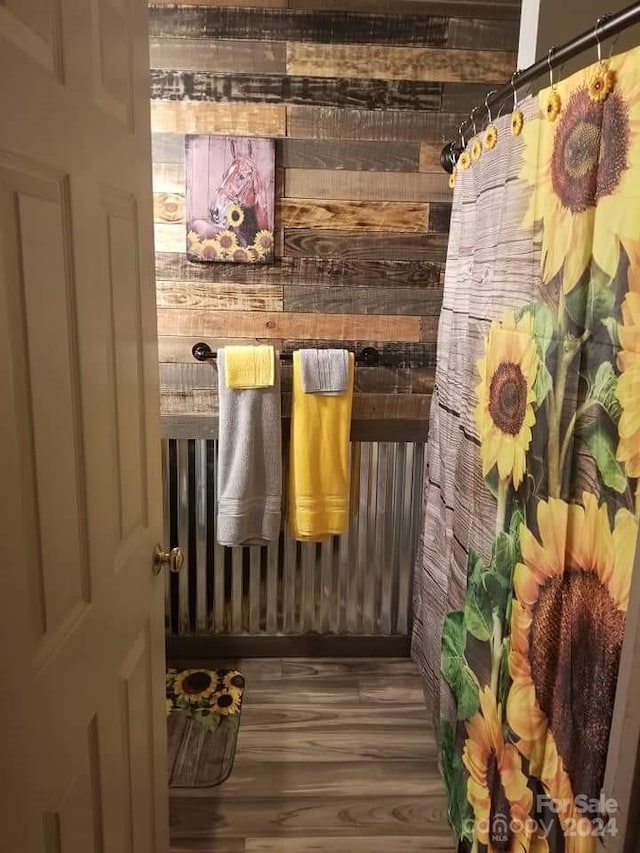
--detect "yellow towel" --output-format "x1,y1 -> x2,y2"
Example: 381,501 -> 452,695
288,351 -> 354,540
224,345 -> 275,389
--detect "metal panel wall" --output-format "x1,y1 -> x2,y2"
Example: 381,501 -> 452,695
163,438 -> 424,637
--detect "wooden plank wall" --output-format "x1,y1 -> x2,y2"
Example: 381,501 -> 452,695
150,0 -> 520,436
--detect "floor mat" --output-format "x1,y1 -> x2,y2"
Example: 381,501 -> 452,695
166,668 -> 245,788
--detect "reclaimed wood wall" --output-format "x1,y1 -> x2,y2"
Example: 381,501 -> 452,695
150,0 -> 520,439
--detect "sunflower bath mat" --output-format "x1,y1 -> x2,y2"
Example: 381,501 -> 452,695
166,668 -> 245,788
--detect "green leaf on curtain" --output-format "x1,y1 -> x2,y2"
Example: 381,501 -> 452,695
566,269 -> 616,330
441,611 -> 481,720
589,361 -> 622,423
441,719 -> 474,841
534,361 -> 553,407
583,424 -> 627,493
515,301 -> 556,357
484,466 -> 500,498
498,638 -> 511,710
465,551 -> 493,642
602,317 -> 620,347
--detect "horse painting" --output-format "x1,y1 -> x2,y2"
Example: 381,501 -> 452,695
185,135 -> 275,264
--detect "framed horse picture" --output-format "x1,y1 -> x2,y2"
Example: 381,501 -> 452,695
185,135 -> 275,264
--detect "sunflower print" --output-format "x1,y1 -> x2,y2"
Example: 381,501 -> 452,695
449,169 -> 457,190
223,671 -> 245,691
227,204 -> 245,228
521,52 -> 640,293
217,230 -> 239,257
484,125 -> 498,150
589,66 -> 615,102
173,669 -> 218,704
616,254 -> 640,484
458,150 -> 471,170
511,109 -> 524,137
471,139 -> 482,162
200,238 -> 222,261
475,312 -> 539,489
544,90 -> 562,122
211,687 -> 242,716
253,229 -> 274,258
508,494 -> 636,846
232,247 -> 251,263
462,687 -> 534,851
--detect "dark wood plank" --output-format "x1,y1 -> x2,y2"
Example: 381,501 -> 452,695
287,105 -> 466,142
150,38 -> 287,74
447,15 -> 520,50
442,81 -> 507,113
428,202 -> 452,234
286,43 -> 516,84
150,71 -> 442,112
161,414 -> 429,441
169,796 -> 449,839
155,255 -> 444,289
288,0 -> 520,19
283,230 -> 448,262
276,139 -> 420,172
170,840 -> 245,853
148,7 -> 449,46
246,839 -> 453,852
284,284 -> 443,316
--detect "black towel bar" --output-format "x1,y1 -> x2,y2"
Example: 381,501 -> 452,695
192,341 -> 381,366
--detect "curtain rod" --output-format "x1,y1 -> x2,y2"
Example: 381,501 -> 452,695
440,1 -> 640,172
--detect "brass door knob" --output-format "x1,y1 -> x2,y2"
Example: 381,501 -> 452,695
152,544 -> 184,576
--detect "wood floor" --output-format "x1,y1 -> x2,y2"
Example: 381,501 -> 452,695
168,657 -> 454,852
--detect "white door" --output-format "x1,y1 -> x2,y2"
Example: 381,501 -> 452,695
0,2 -> 170,851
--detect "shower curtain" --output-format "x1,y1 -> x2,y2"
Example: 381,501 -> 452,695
412,44 -> 640,851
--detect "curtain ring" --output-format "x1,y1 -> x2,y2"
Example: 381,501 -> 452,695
511,69 -> 521,109
547,47 -> 557,89
485,90 -> 498,124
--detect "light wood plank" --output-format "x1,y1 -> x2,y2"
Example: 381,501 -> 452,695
157,308 -> 422,342
154,192 -> 185,223
150,38 -> 287,74
246,838 -> 453,852
281,199 -> 429,232
171,760 -> 440,799
283,230 -> 448,262
419,142 -> 448,173
359,678 -> 426,705
277,139 -> 420,172
287,42 -> 515,82
284,284 -> 442,316
230,730 -> 436,762
156,280 -> 284,313
150,102 -> 287,136
239,702 -> 430,732
287,105 -> 465,142
155,222 -> 186,253
169,796 -> 449,839
284,169 -> 450,202
153,163 -> 184,194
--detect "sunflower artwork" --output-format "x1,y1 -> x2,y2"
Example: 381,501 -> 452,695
166,668 -> 245,733
431,45 -> 640,853
185,135 -> 275,264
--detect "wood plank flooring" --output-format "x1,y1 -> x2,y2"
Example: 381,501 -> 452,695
169,658 -> 454,852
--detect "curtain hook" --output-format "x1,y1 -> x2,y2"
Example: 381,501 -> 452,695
470,105 -> 482,136
594,14 -> 613,63
547,46 -> 557,89
511,69 -> 521,109
485,90 -> 498,125
458,122 -> 466,148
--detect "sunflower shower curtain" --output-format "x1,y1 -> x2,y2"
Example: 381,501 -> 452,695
412,45 -> 640,851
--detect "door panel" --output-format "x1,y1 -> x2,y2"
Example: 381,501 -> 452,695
0,2 -> 168,851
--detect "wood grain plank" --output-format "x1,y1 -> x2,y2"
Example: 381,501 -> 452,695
169,796 -> 449,839
419,142 -> 448,173
442,81 -> 507,113
286,42 -> 516,83
150,101 -> 286,136
153,162 -> 184,194
277,139 -> 419,172
155,254 -> 444,289
152,132 -> 185,165
284,284 -> 442,316
157,280 -> 284,312
288,0 -> 520,18
428,202 -> 452,234
280,199 -> 429,232
157,308 -> 421,342
155,222 -> 186,253
447,15 -> 520,50
283,230 -> 448,262
246,838 -> 453,852
170,840 -> 245,853
154,192 -> 185,223
150,38 -> 287,74
287,105 -> 466,142
228,730 -> 436,762
170,759 -> 438,799
150,71 -> 442,113
359,678 -> 426,704
284,168 -> 450,202
148,6 -> 449,46
158,336 -> 437,368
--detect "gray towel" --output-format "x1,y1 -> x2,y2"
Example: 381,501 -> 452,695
216,349 -> 282,546
299,348 -> 349,395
